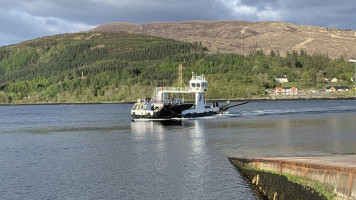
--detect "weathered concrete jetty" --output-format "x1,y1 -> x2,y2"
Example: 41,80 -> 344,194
229,154 -> 356,200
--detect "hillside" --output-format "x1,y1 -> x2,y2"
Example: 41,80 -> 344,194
91,20 -> 356,59
0,32 -> 207,103
0,31 -> 354,104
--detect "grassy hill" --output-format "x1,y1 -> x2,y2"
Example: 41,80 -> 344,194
0,31 -> 354,104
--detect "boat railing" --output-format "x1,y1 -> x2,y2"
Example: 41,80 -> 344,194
191,74 -> 205,81
155,87 -> 190,92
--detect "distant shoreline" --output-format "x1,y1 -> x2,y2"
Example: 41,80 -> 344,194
1,96 -> 354,106
0,102 -> 129,106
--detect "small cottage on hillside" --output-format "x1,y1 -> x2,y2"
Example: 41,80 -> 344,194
324,78 -> 339,83
330,78 -> 339,83
274,75 -> 289,83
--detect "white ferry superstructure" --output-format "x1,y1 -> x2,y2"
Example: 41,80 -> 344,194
131,73 -> 247,121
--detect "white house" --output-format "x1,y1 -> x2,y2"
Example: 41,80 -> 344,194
330,78 -> 338,83
274,75 -> 289,83
273,87 -> 298,95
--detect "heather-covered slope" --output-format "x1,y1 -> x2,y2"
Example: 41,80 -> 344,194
92,20 -> 356,59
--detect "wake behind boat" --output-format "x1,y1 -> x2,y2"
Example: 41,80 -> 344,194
131,67 -> 247,121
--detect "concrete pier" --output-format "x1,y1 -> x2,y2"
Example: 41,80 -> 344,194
229,154 -> 356,200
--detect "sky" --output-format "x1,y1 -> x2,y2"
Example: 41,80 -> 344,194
1,0 -> 356,46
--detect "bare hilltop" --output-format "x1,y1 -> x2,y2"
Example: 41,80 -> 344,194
91,20 -> 356,59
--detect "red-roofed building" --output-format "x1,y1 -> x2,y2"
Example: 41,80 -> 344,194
273,87 -> 298,95
326,86 -> 349,92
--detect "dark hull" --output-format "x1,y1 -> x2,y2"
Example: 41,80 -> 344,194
132,110 -> 219,120
131,101 -> 249,120
158,104 -> 194,118
182,111 -> 219,118
132,103 -> 194,119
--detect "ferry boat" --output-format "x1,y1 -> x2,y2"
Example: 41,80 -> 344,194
131,72 -> 247,121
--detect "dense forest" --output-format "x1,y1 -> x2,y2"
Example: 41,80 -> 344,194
0,31 -> 354,103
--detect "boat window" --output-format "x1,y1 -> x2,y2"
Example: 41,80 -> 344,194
143,105 -> 150,110
191,83 -> 196,87
197,83 -> 200,87
132,104 -> 137,110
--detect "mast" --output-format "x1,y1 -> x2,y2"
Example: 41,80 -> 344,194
178,64 -> 183,88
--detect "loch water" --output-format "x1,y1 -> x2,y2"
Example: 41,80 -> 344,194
0,100 -> 356,199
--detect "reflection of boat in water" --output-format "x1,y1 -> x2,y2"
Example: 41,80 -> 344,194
131,119 -> 202,135
131,68 -> 247,121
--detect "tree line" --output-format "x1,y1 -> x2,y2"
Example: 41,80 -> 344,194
0,32 -> 354,103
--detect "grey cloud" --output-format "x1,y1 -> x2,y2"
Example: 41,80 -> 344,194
274,0 -> 356,28
0,0 -> 230,45
1,0 -> 356,46
16,0 -> 229,24
45,19 -> 59,26
223,0 -> 356,29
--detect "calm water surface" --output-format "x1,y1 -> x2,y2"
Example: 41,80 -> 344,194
0,100 -> 355,199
